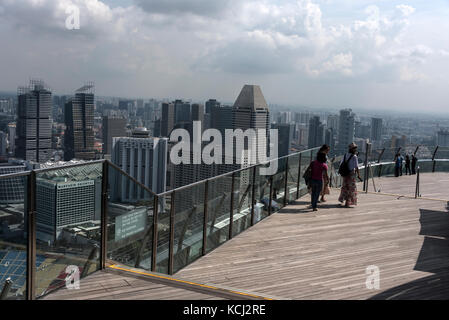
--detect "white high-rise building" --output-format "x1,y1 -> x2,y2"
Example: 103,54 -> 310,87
112,130 -> 168,201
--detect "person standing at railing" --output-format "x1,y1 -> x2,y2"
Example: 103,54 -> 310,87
318,144 -> 331,203
338,143 -> 362,207
394,153 -> 403,177
309,152 -> 329,211
405,154 -> 411,175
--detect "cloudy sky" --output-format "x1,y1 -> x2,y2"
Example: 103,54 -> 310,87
0,0 -> 448,113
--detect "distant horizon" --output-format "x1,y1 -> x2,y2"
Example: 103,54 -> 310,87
2,88 -> 448,120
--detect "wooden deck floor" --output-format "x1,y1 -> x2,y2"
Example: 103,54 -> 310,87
41,268 -> 230,300
43,173 -> 449,300
176,174 -> 449,300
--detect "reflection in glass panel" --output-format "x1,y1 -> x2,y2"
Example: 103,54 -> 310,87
206,175 -> 232,253
286,154 -> 299,203
173,183 -> 205,273
254,165 -> 271,223
156,193 -> 171,274
107,165 -> 154,271
0,174 -> 27,300
271,157 -> 287,212
35,163 -> 102,298
232,168 -> 253,237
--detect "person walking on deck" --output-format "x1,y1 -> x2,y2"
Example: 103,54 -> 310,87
338,143 -> 362,207
309,152 -> 329,211
318,144 -> 331,203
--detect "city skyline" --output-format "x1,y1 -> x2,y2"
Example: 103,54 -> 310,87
0,0 -> 448,113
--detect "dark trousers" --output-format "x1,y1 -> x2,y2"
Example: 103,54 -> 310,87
412,163 -> 416,174
395,166 -> 400,177
310,179 -> 323,209
405,164 -> 411,175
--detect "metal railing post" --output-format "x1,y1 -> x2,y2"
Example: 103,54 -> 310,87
168,191 -> 175,275
378,148 -> 385,164
296,153 -> 302,199
151,195 -> 159,272
363,142 -> 371,193
26,170 -> 36,301
283,157 -> 289,206
229,173 -> 235,240
415,166 -> 420,198
100,161 -> 108,269
202,180 -> 209,256
250,166 -> 256,226
432,146 -> 439,173
268,175 -> 274,215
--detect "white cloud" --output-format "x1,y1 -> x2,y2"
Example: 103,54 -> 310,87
0,0 -> 448,111
396,4 -> 416,17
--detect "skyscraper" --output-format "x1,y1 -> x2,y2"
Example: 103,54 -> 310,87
111,132 -> 168,198
205,99 -> 220,114
232,84 -> 270,165
16,79 -> 53,163
8,123 -> 16,156
0,131 -> 7,157
371,118 -> 383,142
308,116 -> 325,149
161,102 -> 175,137
64,84 -> 95,161
174,100 -> 191,123
327,114 -> 339,131
102,116 -> 127,155
337,109 -> 355,152
437,130 -> 449,147
191,103 -> 204,127
271,123 -> 294,158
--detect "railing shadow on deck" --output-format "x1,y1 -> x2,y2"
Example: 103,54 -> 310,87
369,205 -> 449,300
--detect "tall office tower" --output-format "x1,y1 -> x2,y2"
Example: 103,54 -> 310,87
324,128 -> 335,150
191,103 -> 204,127
337,108 -> 355,152
16,79 -> 53,163
0,131 -> 7,157
64,84 -> 95,161
232,85 -> 270,165
271,123 -> 294,158
327,114 -> 339,131
111,132 -> 168,200
371,118 -> 383,142
102,116 -> 127,155
161,102 -> 175,137
278,111 -> 292,124
437,130 -> 449,147
174,100 -> 191,123
210,105 -> 234,137
7,123 -> 15,155
205,99 -> 220,114
308,116 -> 325,149
298,112 -> 311,124
119,100 -> 135,115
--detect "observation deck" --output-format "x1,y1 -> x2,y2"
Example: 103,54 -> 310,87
42,172 -> 449,300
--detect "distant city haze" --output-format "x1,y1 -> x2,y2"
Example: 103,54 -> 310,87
0,0 -> 449,113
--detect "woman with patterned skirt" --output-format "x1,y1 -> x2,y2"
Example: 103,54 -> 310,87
338,143 -> 362,207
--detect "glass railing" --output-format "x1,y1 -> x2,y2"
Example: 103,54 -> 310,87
1,144 -> 449,299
